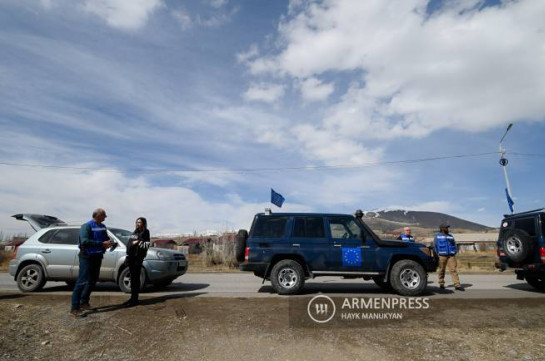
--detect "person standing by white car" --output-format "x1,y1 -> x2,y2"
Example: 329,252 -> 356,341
122,217 -> 150,307
71,208 -> 112,317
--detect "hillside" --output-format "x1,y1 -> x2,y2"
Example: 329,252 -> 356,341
362,209 -> 494,233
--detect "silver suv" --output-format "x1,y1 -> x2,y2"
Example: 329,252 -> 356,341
9,214 -> 188,293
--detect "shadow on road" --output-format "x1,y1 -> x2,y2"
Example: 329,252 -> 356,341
0,293 -> 26,300
84,292 -> 207,315
40,282 -> 211,294
504,282 -> 545,293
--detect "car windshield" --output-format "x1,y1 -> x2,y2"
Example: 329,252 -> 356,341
109,228 -> 132,246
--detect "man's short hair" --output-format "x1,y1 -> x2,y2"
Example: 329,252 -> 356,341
92,208 -> 105,218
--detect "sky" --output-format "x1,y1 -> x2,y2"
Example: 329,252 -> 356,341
1,0 -> 544,236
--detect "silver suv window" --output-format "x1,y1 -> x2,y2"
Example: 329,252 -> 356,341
38,229 -> 79,245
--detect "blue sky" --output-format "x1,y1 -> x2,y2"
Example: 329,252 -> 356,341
1,0 -> 544,235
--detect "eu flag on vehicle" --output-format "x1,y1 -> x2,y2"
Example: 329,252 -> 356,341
505,188 -> 514,213
271,188 -> 285,208
342,247 -> 362,267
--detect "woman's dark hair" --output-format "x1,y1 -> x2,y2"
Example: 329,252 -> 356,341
135,217 -> 147,231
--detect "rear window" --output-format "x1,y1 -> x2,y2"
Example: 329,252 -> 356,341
252,216 -> 288,238
541,214 -> 545,237
47,229 -> 79,245
38,230 -> 56,244
293,217 -> 325,238
514,218 -> 537,237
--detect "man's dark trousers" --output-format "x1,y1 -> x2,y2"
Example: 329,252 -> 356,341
71,254 -> 102,310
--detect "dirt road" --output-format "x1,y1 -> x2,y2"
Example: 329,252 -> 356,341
1,292 -> 544,361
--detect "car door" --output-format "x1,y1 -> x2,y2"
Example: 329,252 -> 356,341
99,230 -> 122,281
290,216 -> 329,271
38,228 -> 80,280
327,216 -> 374,272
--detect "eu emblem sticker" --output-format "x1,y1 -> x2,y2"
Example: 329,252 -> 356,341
342,247 -> 362,267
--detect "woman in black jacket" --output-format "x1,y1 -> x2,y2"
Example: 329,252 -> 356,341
123,217 -> 150,307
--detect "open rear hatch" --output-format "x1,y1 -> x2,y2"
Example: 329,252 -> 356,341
12,214 -> 67,231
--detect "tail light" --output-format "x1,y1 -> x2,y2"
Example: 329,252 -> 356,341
497,248 -> 506,257
12,245 -> 19,259
244,247 -> 250,263
540,247 -> 545,263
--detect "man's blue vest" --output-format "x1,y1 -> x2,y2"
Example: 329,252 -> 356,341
399,234 -> 415,243
434,233 -> 457,256
80,220 -> 108,256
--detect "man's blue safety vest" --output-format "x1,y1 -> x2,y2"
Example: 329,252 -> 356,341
399,234 -> 415,243
79,220 -> 108,256
434,233 -> 457,256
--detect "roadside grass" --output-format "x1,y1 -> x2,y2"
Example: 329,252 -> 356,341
0,250 -> 12,271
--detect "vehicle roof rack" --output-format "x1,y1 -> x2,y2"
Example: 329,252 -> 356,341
503,208 -> 545,218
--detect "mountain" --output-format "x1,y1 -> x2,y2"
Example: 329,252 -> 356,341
362,210 -> 494,233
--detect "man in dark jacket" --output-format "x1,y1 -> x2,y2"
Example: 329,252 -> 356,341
71,208 -> 112,317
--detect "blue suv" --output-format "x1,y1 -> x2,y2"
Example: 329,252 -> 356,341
236,212 -> 438,296
495,208 -> 545,290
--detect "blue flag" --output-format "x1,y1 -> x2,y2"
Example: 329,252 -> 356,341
342,247 -> 362,267
505,188 -> 514,213
271,188 -> 285,208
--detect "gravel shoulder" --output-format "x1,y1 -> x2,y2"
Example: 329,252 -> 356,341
1,293 -> 544,361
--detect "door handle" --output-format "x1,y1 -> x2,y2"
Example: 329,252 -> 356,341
292,243 -> 300,247
333,244 -> 342,247
41,249 -> 51,254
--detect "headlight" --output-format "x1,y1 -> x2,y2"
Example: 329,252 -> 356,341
156,251 -> 169,260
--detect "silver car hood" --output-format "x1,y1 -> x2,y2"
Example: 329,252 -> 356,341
12,214 -> 67,231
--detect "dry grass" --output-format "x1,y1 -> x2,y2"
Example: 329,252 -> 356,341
0,250 -> 13,271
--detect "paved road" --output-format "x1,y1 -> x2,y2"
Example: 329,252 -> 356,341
1,271 -> 544,299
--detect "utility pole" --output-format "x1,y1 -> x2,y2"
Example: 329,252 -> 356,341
499,123 -> 515,213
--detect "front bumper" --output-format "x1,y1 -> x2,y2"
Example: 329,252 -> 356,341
424,256 -> 439,272
144,259 -> 188,282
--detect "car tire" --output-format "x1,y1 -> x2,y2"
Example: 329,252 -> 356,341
118,267 -> 146,294
389,260 -> 427,296
501,229 -> 533,263
16,264 -> 46,292
526,276 -> 545,291
372,276 -> 392,291
270,259 -> 305,295
235,229 -> 248,263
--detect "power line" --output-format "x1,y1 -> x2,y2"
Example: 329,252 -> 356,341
0,151 -> 500,174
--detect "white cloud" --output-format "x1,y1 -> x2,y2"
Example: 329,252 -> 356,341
243,83 -> 285,103
208,0 -> 228,9
237,44 -> 259,64
84,0 -> 163,30
248,0 -> 545,139
171,9 -> 192,30
298,77 -> 334,102
292,124 -> 384,166
0,167 -> 266,235
211,105 -> 290,147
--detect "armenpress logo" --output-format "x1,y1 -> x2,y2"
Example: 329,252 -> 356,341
307,295 -> 336,324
